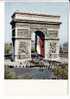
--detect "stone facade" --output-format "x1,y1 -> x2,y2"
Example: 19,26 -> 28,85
11,11 -> 61,62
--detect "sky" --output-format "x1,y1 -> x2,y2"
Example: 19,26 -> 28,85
5,2 -> 68,45
5,0 -> 69,2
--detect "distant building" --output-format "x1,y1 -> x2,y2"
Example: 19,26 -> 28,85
63,42 -> 68,58
59,42 -> 68,58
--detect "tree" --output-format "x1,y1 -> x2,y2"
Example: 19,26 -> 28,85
5,65 -> 16,79
5,43 -> 12,55
53,64 -> 68,79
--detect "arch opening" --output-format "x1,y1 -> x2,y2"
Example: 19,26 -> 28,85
31,31 -> 45,59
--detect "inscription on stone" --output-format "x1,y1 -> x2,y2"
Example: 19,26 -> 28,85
17,29 -> 30,38
47,30 -> 58,38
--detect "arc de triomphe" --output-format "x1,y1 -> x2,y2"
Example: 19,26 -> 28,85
11,11 -> 61,62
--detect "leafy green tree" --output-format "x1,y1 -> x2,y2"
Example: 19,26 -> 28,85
53,65 -> 68,79
5,65 -> 16,79
5,43 -> 12,55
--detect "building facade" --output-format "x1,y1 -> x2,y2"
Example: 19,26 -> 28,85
11,11 -> 61,62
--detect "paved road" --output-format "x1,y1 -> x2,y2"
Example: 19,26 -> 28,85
13,67 -> 56,79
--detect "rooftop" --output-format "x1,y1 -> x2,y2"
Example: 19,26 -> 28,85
12,11 -> 60,18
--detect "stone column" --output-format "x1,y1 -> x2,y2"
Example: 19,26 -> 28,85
45,39 -> 50,59
45,24 -> 60,60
